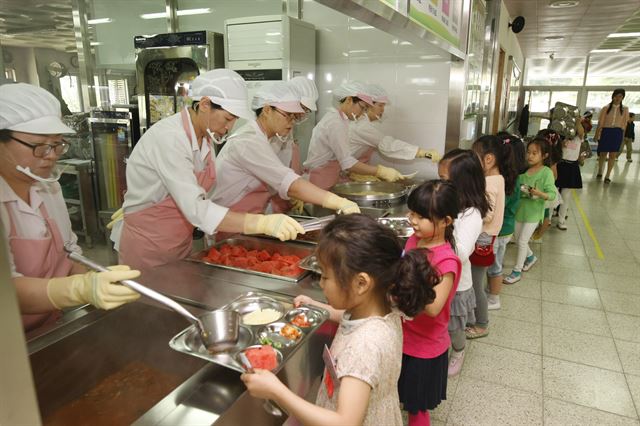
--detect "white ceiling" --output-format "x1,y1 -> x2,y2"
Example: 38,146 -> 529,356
503,0 -> 640,58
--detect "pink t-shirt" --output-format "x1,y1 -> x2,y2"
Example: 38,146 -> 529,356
401,236 -> 461,359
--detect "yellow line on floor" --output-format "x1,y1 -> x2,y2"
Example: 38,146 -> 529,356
571,189 -> 604,259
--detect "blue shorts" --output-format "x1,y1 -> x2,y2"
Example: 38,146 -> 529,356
487,235 -> 511,277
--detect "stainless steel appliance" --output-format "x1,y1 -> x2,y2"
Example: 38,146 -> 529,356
134,31 -> 224,135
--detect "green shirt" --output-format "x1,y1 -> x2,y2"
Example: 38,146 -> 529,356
499,176 -> 521,236
515,166 -> 557,224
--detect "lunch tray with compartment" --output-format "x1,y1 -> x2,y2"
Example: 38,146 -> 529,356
169,292 -> 329,374
186,236 -> 314,282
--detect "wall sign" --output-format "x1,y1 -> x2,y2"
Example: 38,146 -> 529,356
408,0 -> 463,48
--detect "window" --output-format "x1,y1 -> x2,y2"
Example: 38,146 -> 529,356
60,75 -> 82,113
524,57 -> 586,86
550,91 -> 578,108
586,54 -> 640,86
527,90 -> 551,113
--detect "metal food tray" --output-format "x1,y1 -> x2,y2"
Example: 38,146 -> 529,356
186,236 -> 313,282
169,292 -> 329,373
377,217 -> 415,238
298,254 -> 321,274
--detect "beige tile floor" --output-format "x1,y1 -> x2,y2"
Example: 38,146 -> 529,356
427,154 -> 640,425
80,154 -> 640,425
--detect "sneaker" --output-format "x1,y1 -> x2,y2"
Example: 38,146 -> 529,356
557,223 -> 568,231
628,159 -> 633,163
503,270 -> 522,284
488,295 -> 501,310
523,254 -> 538,271
448,350 -> 465,376
465,326 -> 489,339
604,178 -> 611,184
596,173 -> 603,179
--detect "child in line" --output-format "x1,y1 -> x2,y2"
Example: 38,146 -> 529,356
438,150 -> 488,375
504,138 -> 557,284
532,129 -> 562,241
487,133 -> 527,310
398,180 -> 462,426
556,121 -> 584,231
466,135 -> 514,337
242,214 -> 439,426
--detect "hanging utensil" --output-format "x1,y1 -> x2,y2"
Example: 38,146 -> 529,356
64,247 -> 239,352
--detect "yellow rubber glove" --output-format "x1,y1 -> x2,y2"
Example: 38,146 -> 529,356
106,207 -> 124,230
416,148 -> 441,163
375,165 -> 403,182
47,265 -> 141,310
322,193 -> 361,214
347,172 -> 380,182
290,198 -> 305,215
243,213 -> 305,241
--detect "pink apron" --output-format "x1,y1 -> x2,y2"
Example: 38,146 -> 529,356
7,202 -> 73,331
357,147 -> 375,164
119,108 -> 216,270
308,111 -> 352,190
228,182 -> 272,214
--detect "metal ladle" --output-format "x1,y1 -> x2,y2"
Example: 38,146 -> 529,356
64,247 -> 239,351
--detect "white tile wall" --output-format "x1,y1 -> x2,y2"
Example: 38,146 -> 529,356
302,1 -> 452,179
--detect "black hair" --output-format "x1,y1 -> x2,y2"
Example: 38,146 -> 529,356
497,131 -> 527,175
255,107 -> 264,117
191,99 -> 223,112
472,135 -> 518,196
407,180 -> 459,249
536,129 -> 563,166
607,88 -> 626,115
0,129 -> 12,143
440,149 -> 490,218
630,112 -> 635,118
527,137 -> 551,166
316,214 -> 439,317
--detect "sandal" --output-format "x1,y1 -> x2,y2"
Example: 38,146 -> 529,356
465,326 -> 489,339
604,178 -> 611,184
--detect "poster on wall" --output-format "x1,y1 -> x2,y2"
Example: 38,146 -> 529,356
408,0 -> 463,48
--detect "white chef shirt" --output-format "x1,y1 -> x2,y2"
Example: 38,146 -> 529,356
111,109 -> 229,248
349,116 -> 419,160
303,109 -> 359,170
211,121 -> 300,207
0,177 -> 81,278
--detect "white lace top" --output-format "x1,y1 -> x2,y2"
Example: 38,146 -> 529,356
315,310 -> 403,426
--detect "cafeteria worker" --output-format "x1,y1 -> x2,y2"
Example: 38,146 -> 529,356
111,69 -> 303,270
349,83 -> 441,165
303,81 -> 405,190
211,81 -> 360,215
0,83 -> 140,331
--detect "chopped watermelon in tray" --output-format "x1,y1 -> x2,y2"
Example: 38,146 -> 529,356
202,244 -> 305,278
244,345 -> 279,371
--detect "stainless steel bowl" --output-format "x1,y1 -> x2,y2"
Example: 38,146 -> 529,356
257,322 -> 303,349
195,310 -> 241,353
284,307 -> 324,329
235,345 -> 284,372
330,182 -> 409,207
377,217 -> 415,238
227,297 -> 285,325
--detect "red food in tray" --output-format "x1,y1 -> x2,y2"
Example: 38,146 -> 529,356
244,345 -> 279,371
202,244 -> 305,277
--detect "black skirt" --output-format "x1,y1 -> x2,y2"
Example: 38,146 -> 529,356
398,350 -> 448,413
597,127 -> 624,153
556,160 -> 582,189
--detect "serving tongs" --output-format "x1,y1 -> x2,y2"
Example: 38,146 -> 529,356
298,214 -> 335,232
64,247 -> 239,351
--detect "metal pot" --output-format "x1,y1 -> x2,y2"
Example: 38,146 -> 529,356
330,181 -> 409,208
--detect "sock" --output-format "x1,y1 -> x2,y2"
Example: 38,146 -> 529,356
409,410 -> 430,426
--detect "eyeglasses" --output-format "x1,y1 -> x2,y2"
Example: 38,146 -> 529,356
273,107 -> 298,123
11,135 -> 70,158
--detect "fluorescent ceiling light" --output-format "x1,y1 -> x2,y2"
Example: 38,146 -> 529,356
350,25 -> 374,30
265,32 -> 281,36
549,0 -> 580,8
607,32 -> 640,38
87,18 -> 112,24
140,8 -> 212,19
591,49 -> 621,53
177,8 -> 212,16
544,36 -> 564,41
90,41 -> 103,46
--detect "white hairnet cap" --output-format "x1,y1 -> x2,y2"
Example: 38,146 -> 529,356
333,81 -> 374,106
191,69 -> 254,120
251,81 -> 305,113
288,76 -> 318,111
367,83 -> 390,104
0,83 -> 75,134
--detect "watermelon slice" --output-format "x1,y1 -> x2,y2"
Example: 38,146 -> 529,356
244,345 -> 278,371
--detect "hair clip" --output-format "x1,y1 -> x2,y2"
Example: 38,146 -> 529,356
503,138 -> 511,144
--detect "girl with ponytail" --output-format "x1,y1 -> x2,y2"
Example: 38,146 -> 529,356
242,214 -> 439,426
595,88 -> 629,183
399,180 -> 462,426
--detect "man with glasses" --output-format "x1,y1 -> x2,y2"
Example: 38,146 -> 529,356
0,83 -> 141,332
211,82 -> 360,215
303,81 -> 405,190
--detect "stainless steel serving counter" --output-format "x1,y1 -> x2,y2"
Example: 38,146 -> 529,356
28,250 -> 333,425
